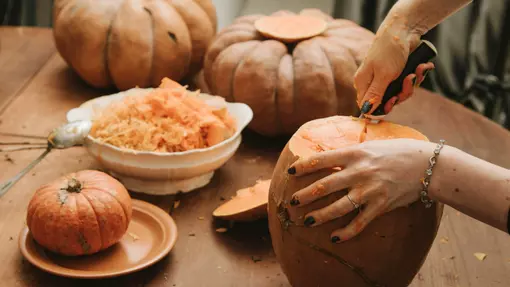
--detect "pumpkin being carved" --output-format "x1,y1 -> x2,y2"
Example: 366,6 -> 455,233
53,0 -> 217,90
268,116 -> 443,287
26,170 -> 132,256
203,9 -> 375,136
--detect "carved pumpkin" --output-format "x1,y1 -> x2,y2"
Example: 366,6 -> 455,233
26,170 -> 132,256
53,0 -> 217,90
203,9 -> 374,136
268,116 -> 443,287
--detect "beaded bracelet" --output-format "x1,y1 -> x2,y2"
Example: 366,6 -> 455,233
420,139 -> 445,208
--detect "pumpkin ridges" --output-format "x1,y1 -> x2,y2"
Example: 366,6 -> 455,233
317,38 -> 359,116
276,54 -> 296,134
204,30 -> 262,91
86,187 -> 131,230
299,8 -> 334,22
27,190 -> 59,235
216,22 -> 257,39
144,1 -> 192,87
232,14 -> 265,25
167,0 -> 215,77
211,40 -> 260,101
75,193 -> 103,254
292,38 -> 338,126
53,0 -> 122,88
107,2 -> 153,89
81,189 -> 127,251
192,0 -> 217,32
232,40 -> 288,136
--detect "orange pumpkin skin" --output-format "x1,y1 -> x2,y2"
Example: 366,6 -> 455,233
268,116 -> 443,287
26,170 -> 132,256
203,9 -> 374,136
52,0 -> 217,90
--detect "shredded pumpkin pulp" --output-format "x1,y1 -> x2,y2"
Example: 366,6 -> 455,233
90,78 -> 237,152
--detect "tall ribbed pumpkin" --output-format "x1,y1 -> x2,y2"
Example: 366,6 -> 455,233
203,9 -> 374,136
53,0 -> 217,90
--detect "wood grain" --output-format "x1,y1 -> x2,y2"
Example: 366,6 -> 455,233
0,27 -> 509,287
0,27 -> 57,111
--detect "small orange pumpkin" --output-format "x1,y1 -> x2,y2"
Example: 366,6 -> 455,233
26,170 -> 132,256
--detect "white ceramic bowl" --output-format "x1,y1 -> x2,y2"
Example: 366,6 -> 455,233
66,88 -> 253,195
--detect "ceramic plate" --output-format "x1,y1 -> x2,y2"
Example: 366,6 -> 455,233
19,199 -> 178,279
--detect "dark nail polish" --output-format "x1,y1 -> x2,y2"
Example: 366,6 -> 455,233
290,197 -> 300,206
287,167 -> 296,175
331,236 -> 341,243
360,101 -> 372,114
304,216 -> 315,227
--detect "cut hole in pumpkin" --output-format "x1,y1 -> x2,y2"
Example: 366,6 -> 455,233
213,179 -> 271,222
254,15 -> 327,43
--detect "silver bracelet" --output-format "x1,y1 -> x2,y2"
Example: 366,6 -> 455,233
420,139 -> 445,208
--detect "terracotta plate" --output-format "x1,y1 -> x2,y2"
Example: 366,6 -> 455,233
19,199 -> 178,279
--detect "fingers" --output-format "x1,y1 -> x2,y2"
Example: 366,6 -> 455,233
383,62 -> 436,112
288,148 -> 357,176
354,62 -> 373,108
330,200 -> 384,243
301,189 -> 366,227
290,170 -> 357,207
415,62 -> 435,86
359,72 -> 392,113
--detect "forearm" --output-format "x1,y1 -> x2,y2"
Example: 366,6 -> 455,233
428,145 -> 510,232
384,0 -> 473,35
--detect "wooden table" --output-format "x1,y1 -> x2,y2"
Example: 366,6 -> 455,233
1,27 -> 509,287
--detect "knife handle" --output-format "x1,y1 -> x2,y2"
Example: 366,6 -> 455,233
370,40 -> 438,116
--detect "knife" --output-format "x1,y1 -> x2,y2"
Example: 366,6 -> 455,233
359,40 -> 438,123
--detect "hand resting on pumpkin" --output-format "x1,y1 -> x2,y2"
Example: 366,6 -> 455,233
287,139 -> 510,243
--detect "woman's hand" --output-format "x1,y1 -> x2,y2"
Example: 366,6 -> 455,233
288,139 -> 435,243
354,14 -> 435,114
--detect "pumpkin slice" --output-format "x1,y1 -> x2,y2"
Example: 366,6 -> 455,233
254,15 -> 327,43
213,179 -> 271,222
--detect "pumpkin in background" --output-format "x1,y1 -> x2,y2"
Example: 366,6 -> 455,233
268,116 -> 443,287
52,0 -> 217,91
203,9 -> 374,136
26,170 -> 132,256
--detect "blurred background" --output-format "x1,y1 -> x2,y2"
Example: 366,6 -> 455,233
1,0 -> 509,128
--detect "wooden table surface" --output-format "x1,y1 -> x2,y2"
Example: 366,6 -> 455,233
1,27 -> 509,287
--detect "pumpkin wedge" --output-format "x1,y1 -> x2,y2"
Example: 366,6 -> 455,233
213,179 -> 271,222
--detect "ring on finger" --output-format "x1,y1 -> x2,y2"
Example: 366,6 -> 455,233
346,194 -> 360,209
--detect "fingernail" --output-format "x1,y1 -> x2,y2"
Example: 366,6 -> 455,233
304,216 -> 315,227
331,236 -> 341,243
290,197 -> 300,206
287,167 -> 296,175
360,101 -> 372,114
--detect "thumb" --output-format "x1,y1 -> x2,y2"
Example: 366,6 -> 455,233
360,73 -> 392,113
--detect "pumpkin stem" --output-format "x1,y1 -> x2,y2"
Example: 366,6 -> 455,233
66,178 -> 82,193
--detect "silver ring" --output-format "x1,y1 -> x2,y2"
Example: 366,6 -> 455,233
346,194 -> 360,209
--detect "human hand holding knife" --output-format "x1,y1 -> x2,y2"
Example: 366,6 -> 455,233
358,40 -> 438,123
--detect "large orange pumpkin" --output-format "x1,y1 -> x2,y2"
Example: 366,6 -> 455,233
268,116 -> 443,287
202,9 -> 374,136
26,170 -> 132,256
53,0 -> 217,90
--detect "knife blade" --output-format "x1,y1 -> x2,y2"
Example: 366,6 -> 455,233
359,40 -> 438,123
